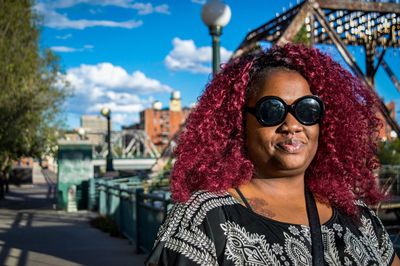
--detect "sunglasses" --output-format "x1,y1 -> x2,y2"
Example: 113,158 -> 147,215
245,95 -> 325,127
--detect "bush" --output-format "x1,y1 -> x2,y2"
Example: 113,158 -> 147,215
90,216 -> 124,238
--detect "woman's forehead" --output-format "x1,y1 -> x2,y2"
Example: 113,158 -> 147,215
249,70 -> 311,105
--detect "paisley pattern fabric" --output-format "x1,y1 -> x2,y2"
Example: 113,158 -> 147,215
145,191 -> 395,266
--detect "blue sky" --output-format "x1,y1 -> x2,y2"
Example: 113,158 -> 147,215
36,0 -> 400,129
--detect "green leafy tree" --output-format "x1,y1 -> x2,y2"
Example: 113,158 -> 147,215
0,0 -> 70,198
377,139 -> 400,165
293,25 -> 311,46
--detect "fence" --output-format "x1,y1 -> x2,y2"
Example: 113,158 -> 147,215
91,177 -> 172,253
377,165 -> 400,216
379,165 -> 400,196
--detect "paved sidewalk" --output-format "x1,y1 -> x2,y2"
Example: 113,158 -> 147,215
0,166 -> 147,266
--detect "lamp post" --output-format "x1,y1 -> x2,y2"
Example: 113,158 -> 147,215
100,107 -> 113,172
77,127 -> 86,140
201,0 -> 231,76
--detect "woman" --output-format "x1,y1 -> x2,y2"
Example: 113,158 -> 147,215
146,44 -> 400,265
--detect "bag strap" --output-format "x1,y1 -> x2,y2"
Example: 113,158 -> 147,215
234,188 -> 253,210
305,187 -> 325,265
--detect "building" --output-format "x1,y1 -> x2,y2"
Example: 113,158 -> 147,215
60,116 -> 108,146
378,101 -> 397,142
81,115 -> 108,133
78,115 -> 108,145
139,91 -> 191,152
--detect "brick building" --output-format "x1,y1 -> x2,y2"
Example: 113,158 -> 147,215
378,101 -> 397,141
139,91 -> 191,151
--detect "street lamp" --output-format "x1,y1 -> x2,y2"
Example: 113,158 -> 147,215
100,107 -> 113,172
201,0 -> 231,76
77,127 -> 86,140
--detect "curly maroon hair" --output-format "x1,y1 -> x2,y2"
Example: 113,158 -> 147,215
171,43 -> 382,215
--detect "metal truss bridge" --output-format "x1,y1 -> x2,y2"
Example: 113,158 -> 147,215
234,0 -> 400,135
92,130 -> 160,171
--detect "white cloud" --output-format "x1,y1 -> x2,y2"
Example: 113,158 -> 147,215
51,46 -> 77,52
105,91 -> 142,105
112,113 -> 139,125
45,0 -> 170,14
83,44 -> 94,49
88,86 -> 105,101
35,1 -> 170,30
154,4 -> 169,14
50,44 -> 93,52
191,0 -> 206,4
86,97 -> 148,127
56,33 -> 72,39
131,3 -> 170,15
66,63 -> 173,95
89,8 -> 103,14
88,101 -> 144,113
164,37 -> 232,74
35,2 -> 143,29
35,1 -> 171,29
63,63 -> 173,127
85,93 -> 151,127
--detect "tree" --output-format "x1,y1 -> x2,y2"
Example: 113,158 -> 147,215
377,139 -> 400,165
293,25 -> 311,47
0,0 -> 70,198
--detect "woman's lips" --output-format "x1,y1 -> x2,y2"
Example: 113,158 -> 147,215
275,138 -> 305,153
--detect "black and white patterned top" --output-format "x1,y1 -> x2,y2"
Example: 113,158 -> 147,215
145,190 -> 395,266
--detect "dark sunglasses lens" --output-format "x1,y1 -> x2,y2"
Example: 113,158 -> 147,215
295,98 -> 322,125
258,99 -> 286,126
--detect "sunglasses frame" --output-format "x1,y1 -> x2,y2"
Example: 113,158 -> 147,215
245,95 -> 325,127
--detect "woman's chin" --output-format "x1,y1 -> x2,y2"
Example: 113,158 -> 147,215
271,158 -> 309,174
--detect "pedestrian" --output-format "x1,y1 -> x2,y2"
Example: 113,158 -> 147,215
146,43 -> 400,265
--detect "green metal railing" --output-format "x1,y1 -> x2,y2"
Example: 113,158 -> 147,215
378,166 -> 400,254
379,165 -> 400,196
377,165 -> 400,217
136,189 -> 172,253
90,177 -> 172,253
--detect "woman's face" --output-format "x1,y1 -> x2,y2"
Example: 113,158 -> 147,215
245,69 -> 319,179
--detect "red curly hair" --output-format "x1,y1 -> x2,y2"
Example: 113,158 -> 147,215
171,43 -> 382,215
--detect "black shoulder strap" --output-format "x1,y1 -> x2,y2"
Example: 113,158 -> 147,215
305,187 -> 325,265
234,188 -> 253,210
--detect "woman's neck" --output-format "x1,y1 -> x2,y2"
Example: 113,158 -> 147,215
230,174 -> 333,226
248,173 -> 305,199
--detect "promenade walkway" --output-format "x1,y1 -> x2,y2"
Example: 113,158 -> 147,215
0,165 -> 147,266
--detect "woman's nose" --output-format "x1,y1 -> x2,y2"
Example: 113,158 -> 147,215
277,112 -> 304,134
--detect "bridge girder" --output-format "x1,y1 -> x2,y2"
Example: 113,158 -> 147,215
233,0 -> 400,136
93,130 -> 160,159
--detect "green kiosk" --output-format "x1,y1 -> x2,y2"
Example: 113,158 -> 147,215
57,140 -> 93,211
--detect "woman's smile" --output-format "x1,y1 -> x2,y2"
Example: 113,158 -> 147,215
275,138 -> 306,154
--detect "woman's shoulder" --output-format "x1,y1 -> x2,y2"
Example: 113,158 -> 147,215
165,190 -> 238,226
352,199 -> 384,224
146,190 -> 239,265
185,189 -> 239,209
156,190 -> 238,240
353,199 -> 381,218
180,189 -> 239,211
